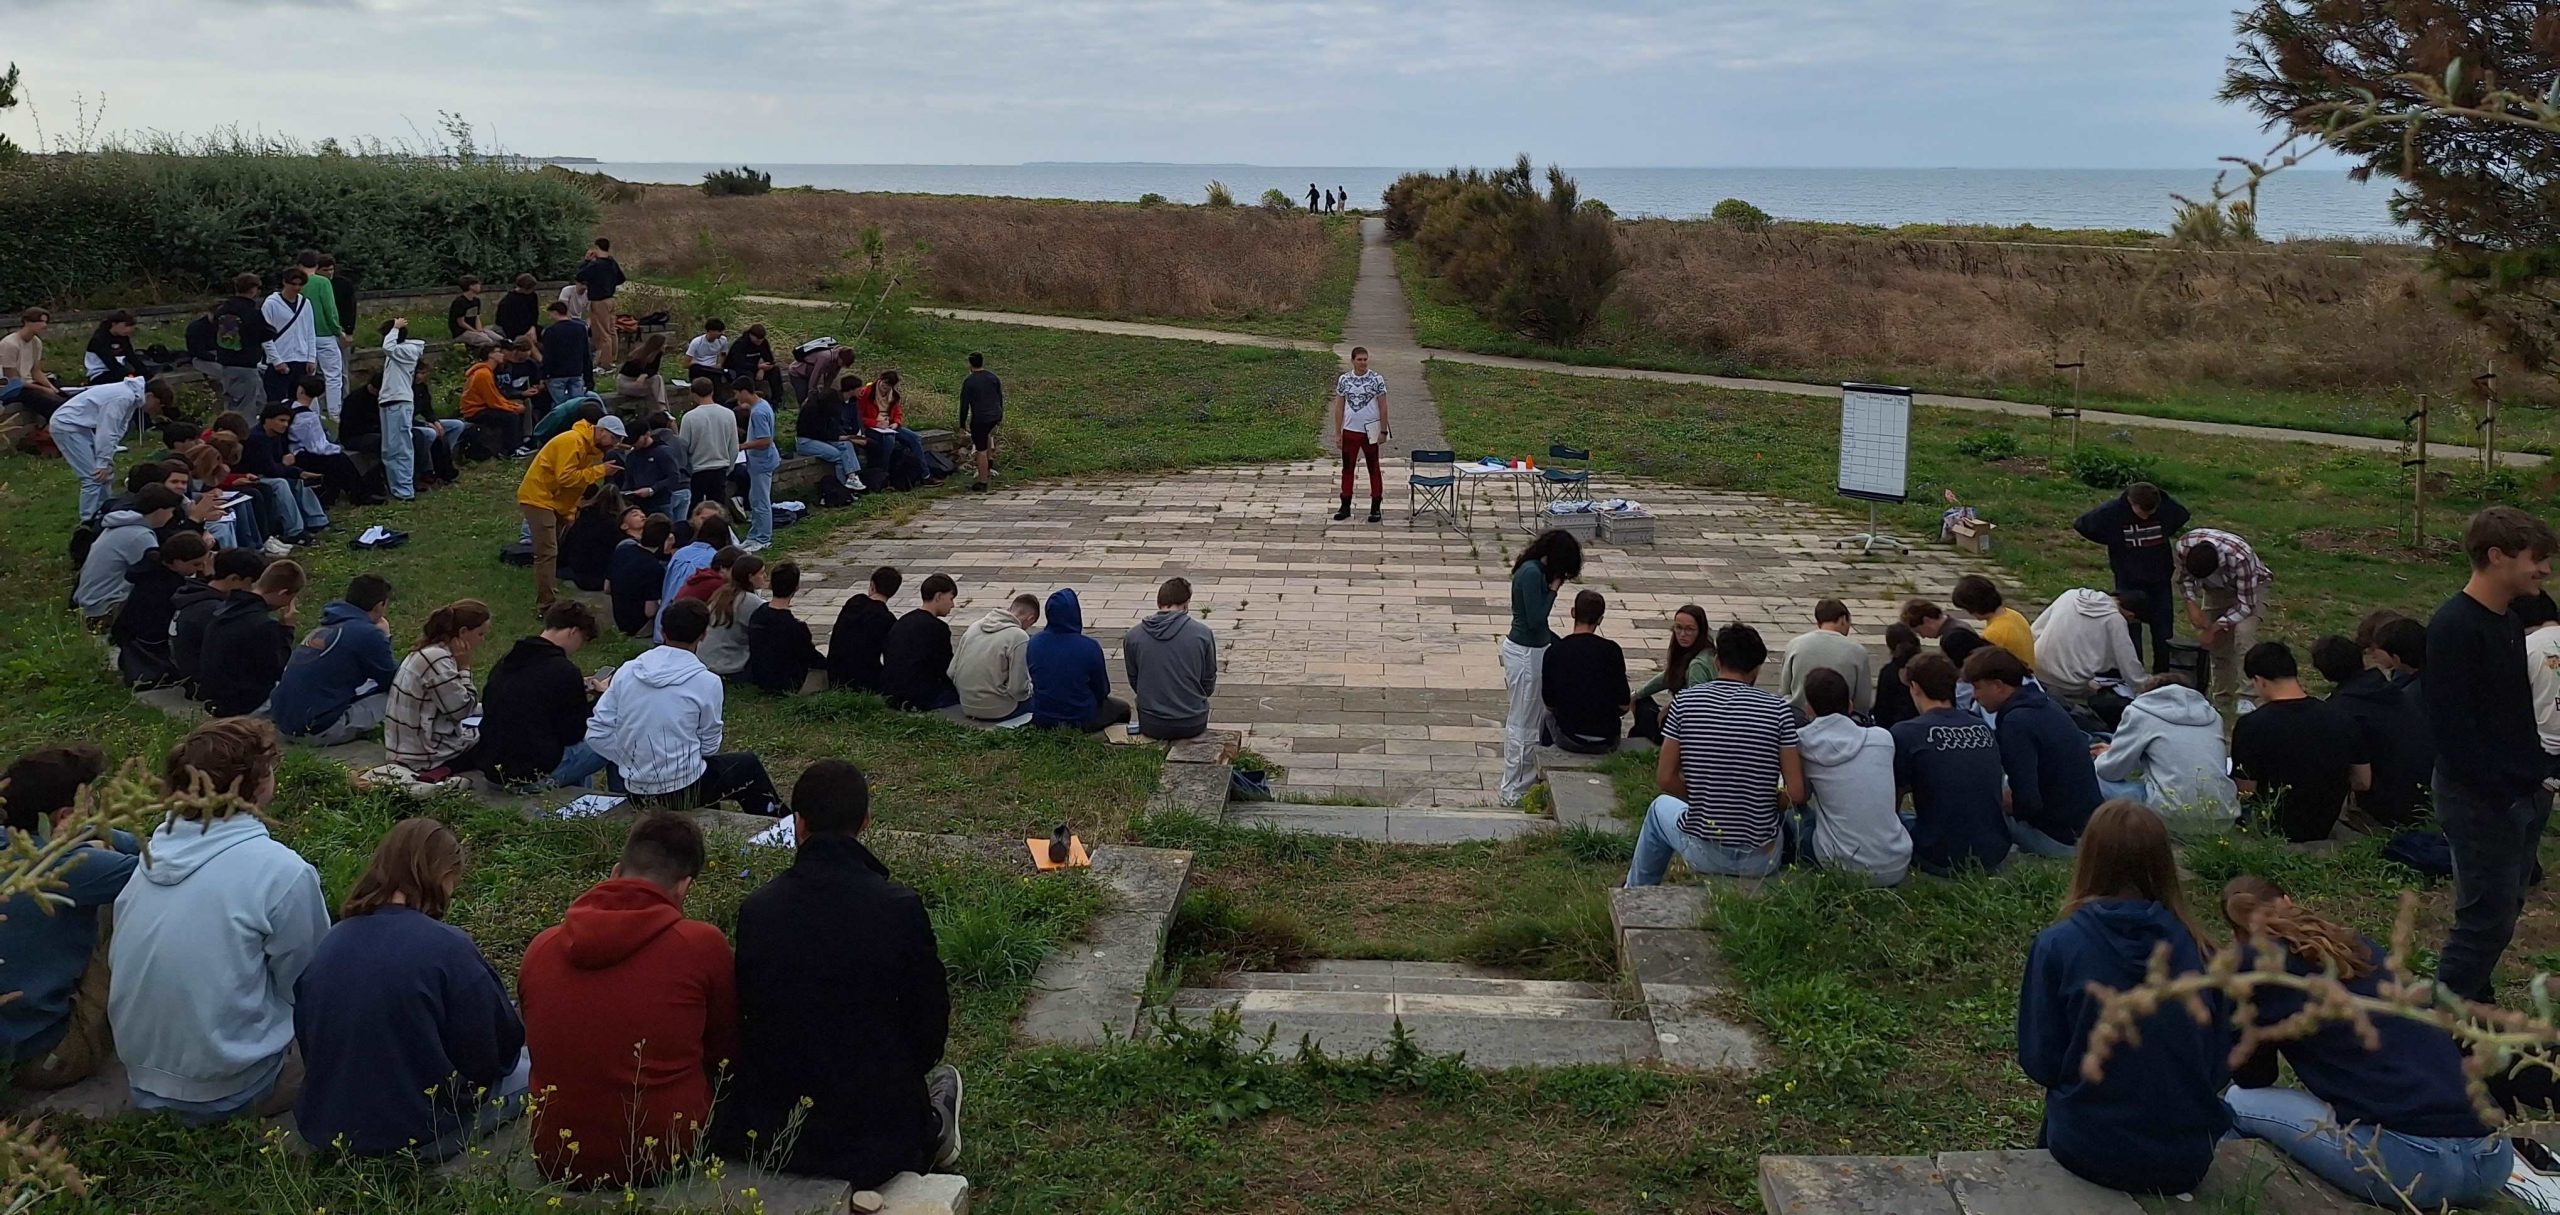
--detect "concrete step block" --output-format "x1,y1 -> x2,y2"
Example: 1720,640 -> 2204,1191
1609,885 -> 1710,935
1545,769 -> 1624,831
1220,967 -> 1611,1002
1166,1007 -> 1659,1070
1760,1155 -> 1960,1215
1936,1149 -> 2147,1215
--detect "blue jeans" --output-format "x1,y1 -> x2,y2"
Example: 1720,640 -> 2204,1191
796,436 -> 861,485
2436,777 -> 2551,1002
2008,818 -> 2078,859
415,1050 -> 532,1163
255,477 -> 327,537
381,399 -> 418,498
54,421 -> 109,522
132,1049 -> 288,1126
2224,1085 -> 2512,1209
547,376 -> 587,409
550,741 -> 609,789
2098,777 -> 2147,804
1626,794 -> 1783,886
665,488 -> 692,526
745,461 -> 775,544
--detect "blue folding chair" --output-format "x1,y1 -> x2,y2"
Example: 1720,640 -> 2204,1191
1536,444 -> 1593,512
1408,449 -> 1461,529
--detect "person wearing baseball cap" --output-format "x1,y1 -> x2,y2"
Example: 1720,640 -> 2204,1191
518,410 -> 624,611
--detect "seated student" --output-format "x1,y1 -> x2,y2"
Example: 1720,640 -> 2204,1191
953,592 -> 1038,722
854,370 -> 930,483
478,601 -> 611,790
1026,588 -> 1130,732
113,529 -> 211,689
559,484 -> 627,594
520,813 -> 738,1188
196,559 -> 306,717
2371,615 -> 2435,807
794,373 -> 866,490
268,573 -> 399,747
0,746 -> 139,1090
584,599 -> 785,815
286,378 -> 373,506
1542,590 -> 1631,753
828,566 -> 902,693
614,333 -> 669,407
1938,625 -> 1992,717
293,819 -> 528,1161
175,547 -> 269,694
711,761 -> 960,1185
881,575 -> 963,712
1898,597 -> 1952,640
112,718 -> 331,1124
1794,668 -> 1909,885
609,515 -> 675,637
386,601 -> 493,776
1626,623 -> 1804,885
2032,588 -> 2146,711
530,391 -> 605,452
459,343 -> 530,458
2017,799 -> 2231,1196
2220,875 -> 2513,1208
1778,599 -> 1873,718
1966,647 -> 2104,858
1872,623 -> 1922,729
1891,653 -> 2013,876
618,424 -> 686,518
683,318 -> 730,390
2309,633 -> 2424,829
1631,604 -> 1713,743
745,562 -> 826,694
697,553 -> 767,677
74,484 -> 184,626
243,403 -> 330,542
1123,577 -> 1219,741
2229,642 -> 2368,843
1953,574 -> 2037,667
2092,674 -> 2239,825
656,509 -> 731,639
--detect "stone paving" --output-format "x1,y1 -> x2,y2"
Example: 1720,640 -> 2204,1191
792,461 -> 1988,808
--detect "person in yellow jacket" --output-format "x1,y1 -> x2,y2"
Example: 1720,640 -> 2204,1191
518,416 -> 625,610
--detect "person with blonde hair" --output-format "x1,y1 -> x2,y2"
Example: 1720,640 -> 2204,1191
111,718 -> 329,1124
292,819 -> 527,1159
387,601 -> 494,776
2016,799 -> 2231,1195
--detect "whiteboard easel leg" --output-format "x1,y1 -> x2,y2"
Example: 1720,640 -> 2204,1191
1832,503 -> 1911,556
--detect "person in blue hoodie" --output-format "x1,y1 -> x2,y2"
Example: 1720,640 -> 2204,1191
1965,646 -> 2102,858
294,818 -> 528,1160
2219,875 -> 2513,1208
1027,588 -> 1130,733
0,745 -> 138,1090
656,509 -> 729,642
2018,798 -> 2232,1195
268,574 -> 399,746
111,718 -> 331,1123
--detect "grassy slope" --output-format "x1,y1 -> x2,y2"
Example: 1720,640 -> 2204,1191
918,214 -> 1365,344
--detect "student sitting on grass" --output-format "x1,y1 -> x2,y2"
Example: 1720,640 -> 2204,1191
658,509 -> 731,639
386,601 -> 493,777
1778,598 -> 1872,719
74,485 -> 183,627
1124,577 -> 1219,741
196,559 -> 306,718
113,529 -> 211,689
2031,588 -> 2146,714
1026,588 -> 1130,733
1793,667 -> 1908,886
2229,641 -> 2368,844
0,745 -> 137,1091
1966,647 -> 2103,859
952,592 -> 1038,722
698,553 -> 768,678
2309,633 -> 2424,830
559,483 -> 627,595
475,601 -> 611,791
618,423 -> 686,518
174,547 -> 268,694
881,575 -> 963,712
1631,604 -> 1713,744
243,403 -> 330,542
829,566 -> 903,694
459,344 -> 531,458
745,562 -> 826,694
1872,623 -> 1922,729
609,515 -> 675,637
584,598 -> 785,816
712,761 -> 960,1186
1625,623 -> 1803,886
520,813 -> 738,1189
1954,574 -> 2037,667
2091,674 -> 2237,826
269,573 -> 400,747
2017,798 -> 2231,1196
292,818 -> 528,1161
1890,653 -> 2012,877
113,718 -> 330,1124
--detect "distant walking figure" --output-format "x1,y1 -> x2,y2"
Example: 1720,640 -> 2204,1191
1322,189 -> 1337,213
1329,346 -> 1389,522
1337,184 -> 1349,212
1306,183 -> 1320,212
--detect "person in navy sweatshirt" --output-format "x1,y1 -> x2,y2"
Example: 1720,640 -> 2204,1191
2017,799 -> 2231,1195
1026,588 -> 1129,732
0,746 -> 137,1090
2219,875 -> 2513,1208
293,818 -> 526,1160
267,574 -> 399,746
2073,481 -> 2190,670
1964,647 -> 2103,858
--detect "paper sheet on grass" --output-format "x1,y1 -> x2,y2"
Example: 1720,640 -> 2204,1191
552,794 -> 624,820
749,817 -> 798,849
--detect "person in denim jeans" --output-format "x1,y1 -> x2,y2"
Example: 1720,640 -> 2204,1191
736,383 -> 779,549
1626,623 -> 1803,885
539,301 -> 591,412
52,377 -> 173,522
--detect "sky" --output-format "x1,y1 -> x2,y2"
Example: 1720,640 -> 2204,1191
1,0 -> 2300,169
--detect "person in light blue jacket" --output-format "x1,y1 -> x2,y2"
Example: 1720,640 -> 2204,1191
2091,674 -> 2238,830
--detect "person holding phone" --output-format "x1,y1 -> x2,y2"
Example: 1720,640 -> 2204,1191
1329,346 -> 1390,522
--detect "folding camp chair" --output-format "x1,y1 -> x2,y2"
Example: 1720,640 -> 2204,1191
1535,444 -> 1594,512
1408,449 -> 1461,529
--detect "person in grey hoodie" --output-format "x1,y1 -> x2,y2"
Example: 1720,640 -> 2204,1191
111,718 -> 330,1123
74,486 -> 182,623
2092,673 -> 2238,828
951,593 -> 1037,721
1792,669 -> 1910,885
1123,577 -> 1218,741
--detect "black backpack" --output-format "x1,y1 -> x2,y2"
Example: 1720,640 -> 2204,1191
815,477 -> 860,508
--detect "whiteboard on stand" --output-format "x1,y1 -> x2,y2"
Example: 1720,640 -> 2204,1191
1836,383 -> 1913,504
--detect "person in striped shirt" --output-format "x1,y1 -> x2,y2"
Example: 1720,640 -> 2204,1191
2175,529 -> 2270,711
1625,622 -> 1805,885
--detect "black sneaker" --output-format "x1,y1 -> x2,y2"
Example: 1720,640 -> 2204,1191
970,481 -> 988,493
927,1064 -> 964,1167
1332,501 -> 1351,521
1367,504 -> 1382,523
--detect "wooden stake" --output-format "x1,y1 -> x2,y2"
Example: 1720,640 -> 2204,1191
2409,394 -> 2429,550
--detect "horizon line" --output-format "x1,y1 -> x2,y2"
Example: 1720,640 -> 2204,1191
551,159 -> 2353,175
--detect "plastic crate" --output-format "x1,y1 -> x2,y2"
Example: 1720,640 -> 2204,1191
1532,509 -> 1599,540
1597,510 -> 1655,544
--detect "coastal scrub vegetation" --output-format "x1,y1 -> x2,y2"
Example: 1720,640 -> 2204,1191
1382,156 -> 1623,344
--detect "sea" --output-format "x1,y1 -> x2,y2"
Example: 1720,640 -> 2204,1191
576,162 -> 2405,241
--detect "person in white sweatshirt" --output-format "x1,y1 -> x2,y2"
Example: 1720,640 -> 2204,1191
111,717 -> 330,1123
583,598 -> 784,816
2031,588 -> 2147,710
260,268 -> 322,405
2091,673 -> 2238,829
952,593 -> 1038,722
375,317 -> 436,500
1791,668 -> 1909,885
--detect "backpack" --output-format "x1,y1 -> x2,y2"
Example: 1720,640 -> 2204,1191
814,477 -> 860,508
791,336 -> 840,360
498,541 -> 535,567
2382,830 -> 2453,878
923,449 -> 958,481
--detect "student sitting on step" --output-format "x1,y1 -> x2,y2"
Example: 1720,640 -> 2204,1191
2017,799 -> 2231,1196
1889,654 -> 2011,877
712,761 -> 960,1186
583,598 -> 784,815
697,553 -> 767,679
1965,647 -> 2104,859
881,574 -> 963,712
267,573 -> 399,747
194,558 -> 307,718
1124,577 -> 1219,741
745,561 -> 826,695
1541,590 -> 1632,754
0,745 -> 138,1091
1026,588 -> 1131,733
112,529 -> 211,689
608,515 -> 675,637
174,547 -> 269,696
951,592 -> 1038,722
1792,668 -> 1907,886
1625,623 -> 1802,886
828,566 -> 902,694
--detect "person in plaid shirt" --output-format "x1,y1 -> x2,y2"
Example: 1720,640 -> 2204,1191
2176,528 -> 2270,711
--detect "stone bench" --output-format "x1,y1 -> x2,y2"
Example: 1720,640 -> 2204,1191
1760,1143 -> 2375,1214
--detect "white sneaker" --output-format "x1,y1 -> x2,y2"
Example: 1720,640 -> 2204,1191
737,540 -> 768,554
926,1064 -> 962,1168
2508,1156 -> 2560,1214
261,538 -> 293,558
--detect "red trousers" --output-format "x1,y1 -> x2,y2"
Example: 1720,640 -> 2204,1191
1339,429 -> 1380,501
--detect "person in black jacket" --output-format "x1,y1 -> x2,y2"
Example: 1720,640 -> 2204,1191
83,311 -> 144,384
174,548 -> 266,694
559,486 -> 628,595
113,530 -> 211,688
2072,481 -> 2191,671
711,760 -> 957,1185
608,516 -> 675,637
476,602 -> 610,789
618,424 -> 685,514
493,273 -> 542,342
793,376 -> 864,490
721,324 -> 783,405
195,559 -> 306,716
878,574 -> 959,711
828,566 -> 901,691
745,563 -> 825,694
188,280 -> 269,415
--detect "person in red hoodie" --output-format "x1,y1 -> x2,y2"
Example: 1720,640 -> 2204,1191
676,546 -> 740,605
517,813 -> 737,1188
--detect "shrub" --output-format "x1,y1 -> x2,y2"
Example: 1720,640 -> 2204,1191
701,165 -> 773,197
1711,198 -> 1773,232
1386,156 -> 1625,344
1204,179 -> 1235,208
2060,445 -> 2160,489
2167,195 -> 2259,247
1259,188 -> 1296,212
1137,192 -> 1169,208
1955,430 -> 2022,461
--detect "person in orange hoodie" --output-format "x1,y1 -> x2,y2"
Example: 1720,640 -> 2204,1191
459,343 -> 533,458
517,415 -> 624,611
518,813 -> 736,1188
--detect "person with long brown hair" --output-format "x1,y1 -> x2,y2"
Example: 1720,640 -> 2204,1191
698,552 -> 768,678
2220,875 -> 2515,1208
387,600 -> 493,776
290,819 -> 529,1161
1630,604 -> 1711,743
615,331 -> 668,407
2016,799 -> 2231,1196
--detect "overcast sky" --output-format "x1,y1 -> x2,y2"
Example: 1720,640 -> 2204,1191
4,0 -> 2291,169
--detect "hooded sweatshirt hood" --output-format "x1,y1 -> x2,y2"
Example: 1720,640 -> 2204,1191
1797,713 -> 1879,767
1027,589 -> 1110,727
2125,681 -> 2219,728
268,599 -> 397,736
1044,589 -> 1084,635
2065,899 -> 2193,976
1124,609 -> 1218,736
557,877 -> 687,969
2093,682 -> 2237,820
969,607 -> 1020,636
1139,609 -> 1199,643
138,813 -> 273,887
1794,715 -> 1909,884
2030,589 -> 2147,702
582,644 -> 722,795
626,642 -> 708,689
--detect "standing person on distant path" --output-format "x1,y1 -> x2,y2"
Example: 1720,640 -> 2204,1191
678,378 -> 740,517
493,274 -> 541,342
684,318 -> 729,391
577,238 -> 627,367
959,352 -> 1003,493
302,253 -> 349,420
2175,528 -> 2270,711
736,381 -> 779,552
1337,185 -> 1349,212
261,268 -> 322,406
2075,481 -> 2190,670
2426,506 -> 2556,1004
1500,530 -> 1582,805
1306,183 -> 1319,211
1328,346 -> 1390,522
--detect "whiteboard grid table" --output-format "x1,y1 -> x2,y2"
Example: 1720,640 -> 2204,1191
1833,383 -> 1914,555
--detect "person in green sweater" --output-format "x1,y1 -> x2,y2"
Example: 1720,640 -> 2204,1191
1501,529 -> 1584,805
300,251 -> 348,422
1631,603 -> 1713,743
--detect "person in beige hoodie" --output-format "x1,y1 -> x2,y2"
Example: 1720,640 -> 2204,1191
951,593 -> 1038,722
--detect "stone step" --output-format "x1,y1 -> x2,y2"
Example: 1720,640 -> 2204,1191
1174,987 -> 1626,1021
454,1124 -> 968,1213
1545,768 -> 1624,831
1017,844 -> 1194,1047
1225,804 -> 1554,843
1214,966 -> 1611,1002
1760,1143 -> 2373,1215
1166,1006 -> 1660,1069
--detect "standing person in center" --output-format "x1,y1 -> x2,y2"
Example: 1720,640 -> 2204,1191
959,351 -> 1003,493
1500,531 -> 1581,805
576,238 -> 626,367
2175,528 -> 2271,711
678,378 -> 739,519
377,316 -> 431,501
736,381 -> 779,552
303,253 -> 349,420
2075,481 -> 2190,671
540,301 -> 592,408
2426,506 -> 2557,1005
1625,622 -> 1803,884
261,268 -> 321,408
518,415 -> 625,612
1328,347 -> 1389,522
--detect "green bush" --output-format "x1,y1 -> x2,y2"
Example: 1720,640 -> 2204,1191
2060,445 -> 2160,489
1711,198 -> 1773,232
1258,188 -> 1295,211
701,164 -> 773,197
1137,192 -> 1169,208
1204,179 -> 1235,208
1955,430 -> 2022,461
1383,156 -> 1624,344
